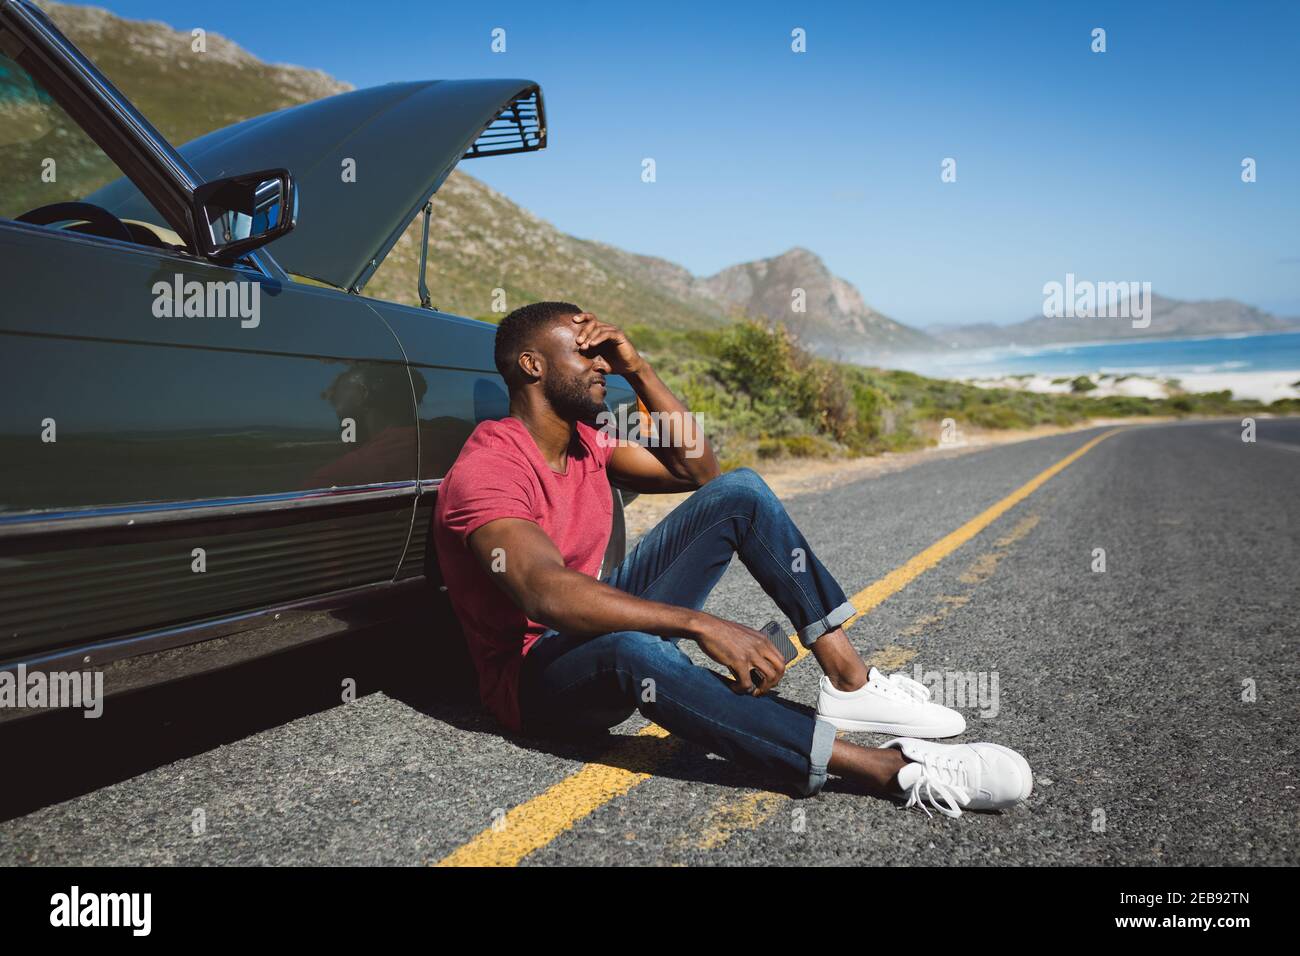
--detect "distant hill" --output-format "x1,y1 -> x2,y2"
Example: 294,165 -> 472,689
34,1 -> 934,358
932,294 -> 1295,348
579,245 -> 939,357
39,2 -> 351,138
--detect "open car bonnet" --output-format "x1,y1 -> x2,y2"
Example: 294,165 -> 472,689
91,79 -> 545,291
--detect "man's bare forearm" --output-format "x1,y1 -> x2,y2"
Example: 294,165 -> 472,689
624,361 -> 720,484
523,562 -> 785,693
524,562 -> 704,641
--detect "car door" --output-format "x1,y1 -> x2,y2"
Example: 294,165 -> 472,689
0,9 -> 418,669
0,223 -> 418,667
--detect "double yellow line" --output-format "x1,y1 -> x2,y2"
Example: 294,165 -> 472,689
437,428 -> 1122,866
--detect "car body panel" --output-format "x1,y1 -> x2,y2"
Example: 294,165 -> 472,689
0,220 -> 419,661
0,221 -> 415,511
1,495 -> 415,665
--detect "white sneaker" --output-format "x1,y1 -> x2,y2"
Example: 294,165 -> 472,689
817,667 -> 966,737
885,737 -> 1034,818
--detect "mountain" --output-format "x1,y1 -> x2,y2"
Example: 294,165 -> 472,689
932,294 -> 1295,348
39,2 -> 351,141
36,1 -> 932,358
574,245 -> 939,357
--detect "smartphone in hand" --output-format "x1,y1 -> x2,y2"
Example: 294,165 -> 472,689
748,620 -> 798,693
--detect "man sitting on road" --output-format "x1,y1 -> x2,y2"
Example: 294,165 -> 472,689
433,301 -> 1033,818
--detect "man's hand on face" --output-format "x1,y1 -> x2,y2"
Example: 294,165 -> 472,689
572,312 -> 645,376
690,614 -> 788,696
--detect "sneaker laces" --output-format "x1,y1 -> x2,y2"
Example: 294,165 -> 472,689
902,755 -> 972,819
867,669 -> 932,704
885,671 -> 932,702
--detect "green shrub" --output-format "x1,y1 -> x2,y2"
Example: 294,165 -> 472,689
781,434 -> 836,457
964,403 -> 1032,430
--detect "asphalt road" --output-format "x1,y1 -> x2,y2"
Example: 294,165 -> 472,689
2,418 -> 1296,865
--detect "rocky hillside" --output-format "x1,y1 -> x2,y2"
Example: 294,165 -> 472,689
40,2 -> 350,143
365,172 -> 724,332
693,247 -> 936,356
36,1 -> 934,357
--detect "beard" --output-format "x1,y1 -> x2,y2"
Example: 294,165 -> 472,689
543,371 -> 607,422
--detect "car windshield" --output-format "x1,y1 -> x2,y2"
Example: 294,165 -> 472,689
0,51 -> 162,226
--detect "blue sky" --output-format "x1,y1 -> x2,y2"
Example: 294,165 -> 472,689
89,0 -> 1300,326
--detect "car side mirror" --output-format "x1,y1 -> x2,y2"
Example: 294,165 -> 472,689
191,168 -> 296,261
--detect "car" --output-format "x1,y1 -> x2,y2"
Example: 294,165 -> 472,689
0,0 -> 634,716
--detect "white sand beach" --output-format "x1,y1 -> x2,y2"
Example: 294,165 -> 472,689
962,370 -> 1300,403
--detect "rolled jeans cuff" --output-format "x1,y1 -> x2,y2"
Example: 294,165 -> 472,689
796,600 -> 857,649
800,717 -> 838,797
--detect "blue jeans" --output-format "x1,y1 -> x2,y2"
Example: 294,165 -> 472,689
518,468 -> 854,796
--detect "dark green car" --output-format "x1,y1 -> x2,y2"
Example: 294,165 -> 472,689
0,0 -> 631,710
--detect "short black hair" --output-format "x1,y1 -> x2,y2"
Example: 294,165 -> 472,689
493,300 -> 581,383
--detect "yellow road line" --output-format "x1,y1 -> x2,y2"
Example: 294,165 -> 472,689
436,723 -> 674,867
838,430 -> 1118,631
435,427 -> 1122,866
693,791 -> 787,852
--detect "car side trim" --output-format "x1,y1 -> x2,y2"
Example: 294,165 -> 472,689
0,479 -> 443,537
0,575 -> 435,721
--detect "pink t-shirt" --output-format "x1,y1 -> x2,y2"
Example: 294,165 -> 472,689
433,417 -> 616,731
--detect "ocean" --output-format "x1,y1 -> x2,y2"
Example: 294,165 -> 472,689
898,330 -> 1300,380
